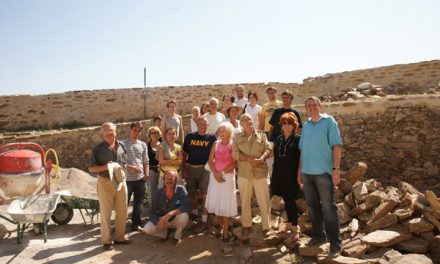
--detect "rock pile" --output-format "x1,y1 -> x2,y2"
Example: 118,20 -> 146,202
206,162 -> 439,263
319,82 -> 440,102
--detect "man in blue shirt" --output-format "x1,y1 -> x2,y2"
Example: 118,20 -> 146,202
298,96 -> 343,257
140,169 -> 190,245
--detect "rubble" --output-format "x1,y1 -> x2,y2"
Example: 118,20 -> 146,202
224,162 -> 439,263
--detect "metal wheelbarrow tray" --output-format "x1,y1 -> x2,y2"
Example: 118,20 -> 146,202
50,192 -> 99,225
7,193 -> 60,243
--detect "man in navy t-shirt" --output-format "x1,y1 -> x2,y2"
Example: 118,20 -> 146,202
269,90 -> 303,142
182,116 -> 216,232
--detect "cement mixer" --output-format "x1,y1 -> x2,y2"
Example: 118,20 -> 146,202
0,142 -> 60,243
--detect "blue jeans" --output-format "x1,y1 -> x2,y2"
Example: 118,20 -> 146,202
126,179 -> 146,229
302,173 -> 341,250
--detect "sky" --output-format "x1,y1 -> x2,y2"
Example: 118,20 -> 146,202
0,0 -> 439,96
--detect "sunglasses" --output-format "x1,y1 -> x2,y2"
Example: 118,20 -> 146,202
281,122 -> 294,125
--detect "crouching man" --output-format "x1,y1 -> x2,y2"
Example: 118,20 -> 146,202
140,169 -> 190,245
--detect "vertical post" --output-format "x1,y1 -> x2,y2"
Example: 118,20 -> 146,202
143,67 -> 147,119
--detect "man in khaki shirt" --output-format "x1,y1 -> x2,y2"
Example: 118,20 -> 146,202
232,113 -> 272,237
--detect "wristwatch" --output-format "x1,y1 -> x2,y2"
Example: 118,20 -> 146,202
332,167 -> 339,170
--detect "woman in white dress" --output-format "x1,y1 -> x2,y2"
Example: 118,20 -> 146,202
205,122 -> 237,241
190,106 -> 200,132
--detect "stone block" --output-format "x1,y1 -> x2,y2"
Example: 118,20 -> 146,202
345,162 -> 368,185
298,237 -> 328,256
342,238 -> 369,258
295,198 -> 308,214
399,193 -> 417,207
338,202 -> 352,225
352,182 -> 369,203
340,179 -> 353,195
364,179 -> 382,193
335,188 -> 346,203
426,190 -> 440,212
345,193 -> 355,208
317,255 -> 369,264
350,203 -> 373,217
393,206 -> 414,221
361,225 -> 412,247
271,195 -> 285,212
365,190 -> 387,208
408,217 -> 435,234
366,213 -> 397,232
397,237 -> 430,254
423,212 -> 440,231
388,254 -> 433,264
369,199 -> 398,223
358,211 -> 373,223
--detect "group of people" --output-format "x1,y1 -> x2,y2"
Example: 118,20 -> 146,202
88,85 -> 344,257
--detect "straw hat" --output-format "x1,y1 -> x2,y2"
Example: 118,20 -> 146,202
107,162 -> 126,191
226,103 -> 243,116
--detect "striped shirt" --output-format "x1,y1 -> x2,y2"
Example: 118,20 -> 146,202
121,139 -> 149,181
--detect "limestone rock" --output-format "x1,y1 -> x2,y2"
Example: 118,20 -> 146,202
345,162 -> 368,185
393,206 -> 414,221
350,203 -> 373,217
342,239 -> 368,258
358,211 -> 373,223
426,190 -> 440,212
340,218 -> 359,238
344,193 -> 355,208
365,190 -> 387,208
408,217 -> 435,234
361,225 -> 412,247
358,82 -> 372,90
337,202 -> 352,225
423,212 -> 440,231
370,200 -> 398,223
360,248 -> 391,263
399,193 -> 416,207
397,237 -> 430,254
352,182 -> 369,203
340,179 -> 353,195
398,181 -> 422,196
366,213 -> 397,232
271,195 -> 285,212
317,255 -> 369,264
365,179 -> 382,192
298,237 -> 328,256
387,254 -> 433,264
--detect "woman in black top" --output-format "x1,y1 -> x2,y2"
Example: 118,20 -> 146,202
271,112 -> 301,240
147,126 -> 162,206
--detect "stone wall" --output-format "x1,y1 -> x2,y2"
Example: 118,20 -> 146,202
1,60 -> 439,131
1,94 -> 439,192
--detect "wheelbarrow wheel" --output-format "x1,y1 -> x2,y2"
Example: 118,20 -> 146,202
51,203 -> 74,225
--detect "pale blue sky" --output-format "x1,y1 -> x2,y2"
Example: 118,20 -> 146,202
0,0 -> 439,95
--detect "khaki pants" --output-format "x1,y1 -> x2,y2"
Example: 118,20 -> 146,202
237,177 -> 271,230
143,213 -> 189,239
97,176 -> 128,244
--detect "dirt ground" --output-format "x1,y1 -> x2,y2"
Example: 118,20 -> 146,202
0,202 -> 300,264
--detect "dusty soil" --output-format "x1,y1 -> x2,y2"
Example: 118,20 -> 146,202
0,202 -> 298,264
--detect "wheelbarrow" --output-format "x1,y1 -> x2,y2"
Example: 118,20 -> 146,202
6,193 -> 60,244
51,192 -> 99,225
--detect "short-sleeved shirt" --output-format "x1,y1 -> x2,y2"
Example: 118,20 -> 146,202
164,114 -> 183,140
90,140 -> 127,177
235,98 -> 248,108
261,100 -> 282,132
269,107 -> 303,142
121,139 -> 149,181
232,130 -> 272,180
182,132 -> 216,165
203,112 -> 226,135
299,113 -> 343,175
244,104 -> 262,130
